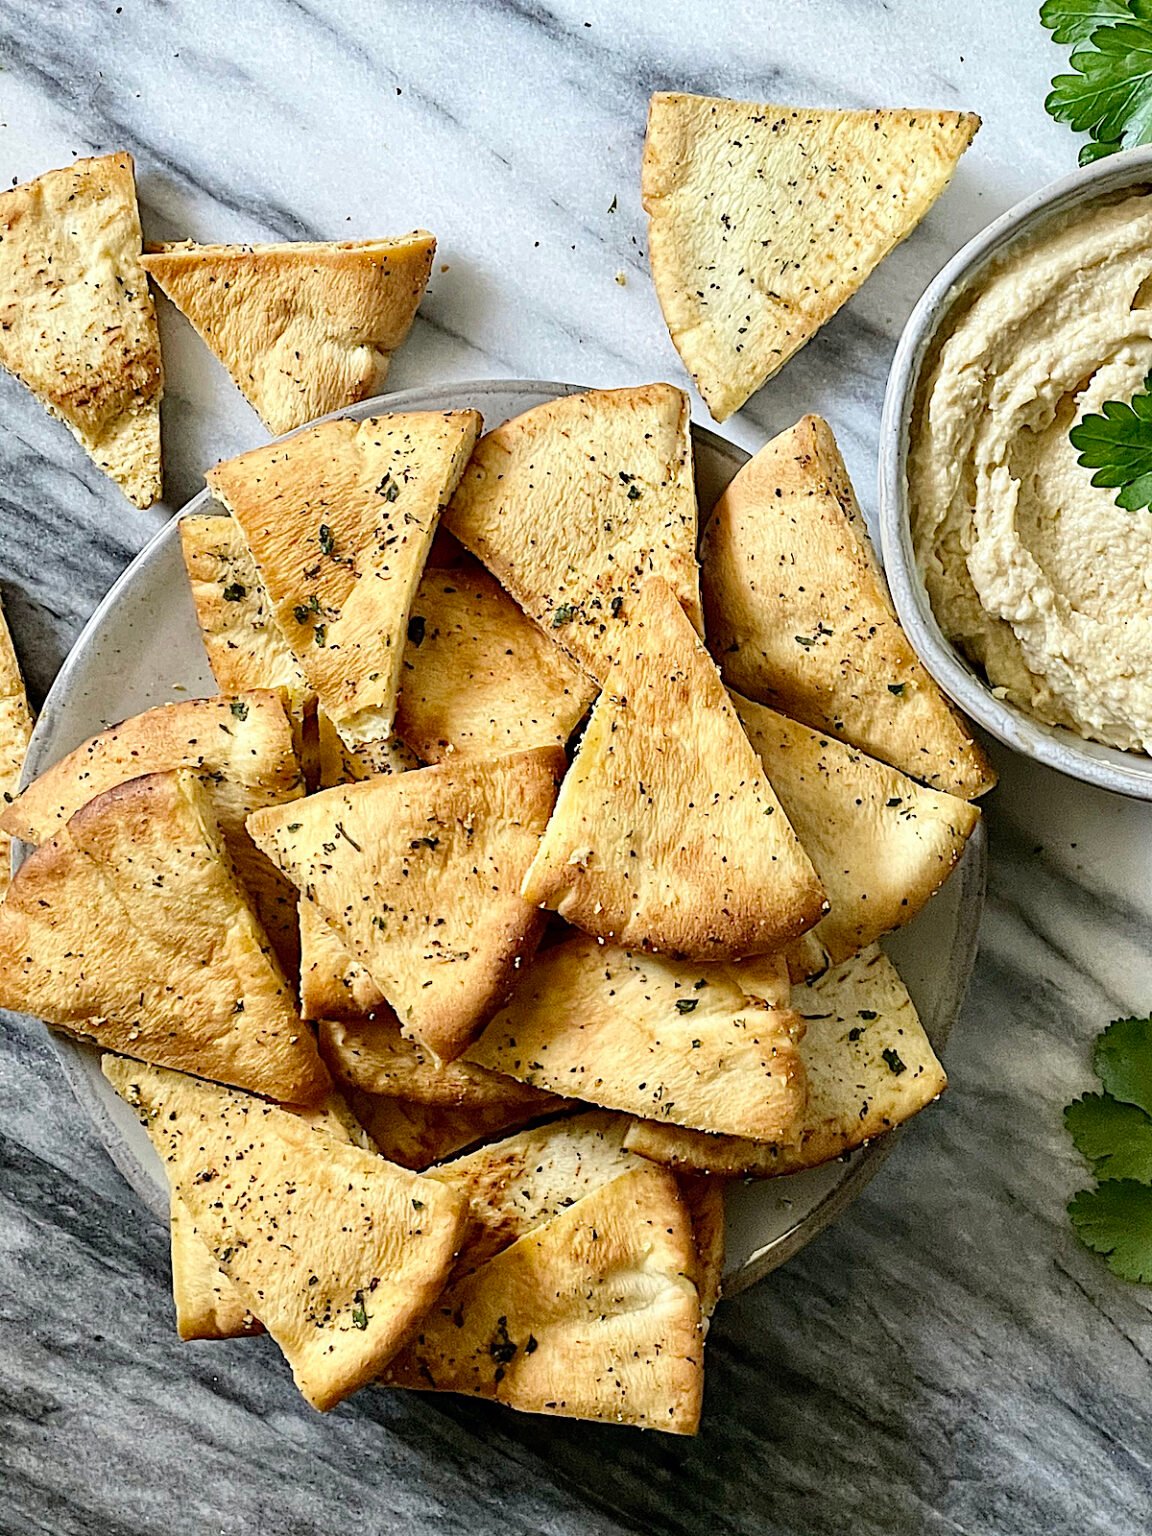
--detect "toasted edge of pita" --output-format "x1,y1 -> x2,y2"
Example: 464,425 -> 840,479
623,946 -> 945,1176
0,769 -> 329,1105
382,1162 -> 704,1434
466,930 -> 809,1142
0,598 -> 33,901
249,747 -> 563,1062
642,94 -> 979,420
396,563 -> 597,762
143,233 -> 435,434
444,384 -> 702,680
208,410 -> 481,748
702,416 -> 995,799
521,578 -> 825,959
179,513 -> 315,727
732,692 -> 980,971
678,1173 -> 726,1322
104,1056 -> 467,1410
318,1014 -> 564,1117
0,690 -> 305,971
0,153 -> 162,505
343,1088 -> 559,1171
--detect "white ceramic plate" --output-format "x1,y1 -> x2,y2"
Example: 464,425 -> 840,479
16,378 -> 986,1296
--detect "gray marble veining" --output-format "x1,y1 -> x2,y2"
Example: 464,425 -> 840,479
2,2 -> 1151,1532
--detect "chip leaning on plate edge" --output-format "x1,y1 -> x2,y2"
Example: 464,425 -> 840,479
0,101 -> 994,1434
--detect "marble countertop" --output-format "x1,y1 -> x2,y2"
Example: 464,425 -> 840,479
3,2 -> 1151,1532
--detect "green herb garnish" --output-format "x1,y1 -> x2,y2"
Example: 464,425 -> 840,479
221,582 -> 246,602
230,700 -> 249,720
351,1292 -> 369,1330
318,523 -> 335,556
881,1047 -> 906,1075
1042,0 -> 1152,163
675,998 -> 699,1014
1069,372 -> 1152,511
552,603 -> 577,627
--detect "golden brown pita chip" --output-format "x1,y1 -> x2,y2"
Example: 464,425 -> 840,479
344,1088 -> 554,1171
444,385 -> 701,679
170,1089 -> 372,1342
702,416 -> 995,798
521,578 -> 824,959
466,930 -> 808,1142
179,513 -> 315,727
0,770 -> 328,1104
299,897 -> 390,1020
249,747 -> 562,1062
642,95 -> 978,420
208,410 -> 481,748
0,599 -> 33,900
732,692 -> 980,972
396,563 -> 596,762
314,706 -> 419,787
142,233 -> 435,435
382,1163 -> 703,1433
678,1173 -> 726,1321
624,946 -> 945,1176
0,153 -> 162,505
1,691 -> 304,970
104,1057 -> 467,1410
318,1014 -> 563,1118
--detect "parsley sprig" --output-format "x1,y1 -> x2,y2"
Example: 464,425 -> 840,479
1066,1014 -> 1152,1281
1042,0 -> 1152,163
1069,370 -> 1152,512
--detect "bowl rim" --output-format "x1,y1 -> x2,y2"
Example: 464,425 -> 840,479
878,142 -> 1152,801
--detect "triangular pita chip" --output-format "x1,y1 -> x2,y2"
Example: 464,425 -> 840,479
299,896 -> 390,1020
642,94 -> 978,420
624,945 -> 945,1176
314,705 -> 419,786
382,1162 -> 703,1434
396,562 -> 596,762
0,598 -> 33,899
318,1013 -> 563,1116
104,1056 -> 467,1410
169,1088 -> 372,1342
248,747 -> 563,1061
732,692 -> 980,972
0,770 -> 328,1104
207,410 -> 481,748
142,233 -> 435,434
444,385 -> 702,678
702,415 -> 995,798
343,1088 -> 554,1171
1,691 -> 305,971
466,930 -> 808,1142
0,153 -> 162,505
521,578 -> 825,959
179,513 -> 315,728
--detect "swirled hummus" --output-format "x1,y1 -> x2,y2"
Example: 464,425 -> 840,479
909,193 -> 1152,753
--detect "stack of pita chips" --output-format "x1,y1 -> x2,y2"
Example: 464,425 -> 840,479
1,381 -> 989,1432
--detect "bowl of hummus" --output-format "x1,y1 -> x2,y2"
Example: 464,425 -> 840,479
880,146 -> 1152,798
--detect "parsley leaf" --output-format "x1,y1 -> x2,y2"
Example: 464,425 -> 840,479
1069,1180 -> 1152,1281
1094,1014 -> 1152,1114
1066,1092 -> 1152,1181
1069,373 -> 1152,512
1044,0 -> 1152,165
1041,0 -> 1129,45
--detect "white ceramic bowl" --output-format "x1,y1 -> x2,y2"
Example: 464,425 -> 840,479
879,145 -> 1152,800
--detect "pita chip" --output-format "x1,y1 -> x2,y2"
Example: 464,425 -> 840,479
104,1057 -> 468,1410
343,1088 -> 555,1171
732,693 -> 980,972
642,94 -> 978,420
702,415 -> 995,798
314,705 -> 419,787
396,563 -> 596,762
179,513 -> 315,728
169,1089 -> 372,1342
382,1162 -> 704,1434
248,747 -> 563,1061
0,599 -> 33,899
678,1174 -> 726,1321
466,930 -> 808,1142
444,385 -> 702,678
300,897 -> 391,1021
207,409 -> 481,748
142,232 -> 435,434
0,769 -> 329,1104
521,578 -> 825,959
0,153 -> 162,505
624,945 -> 946,1176
1,691 -> 304,970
